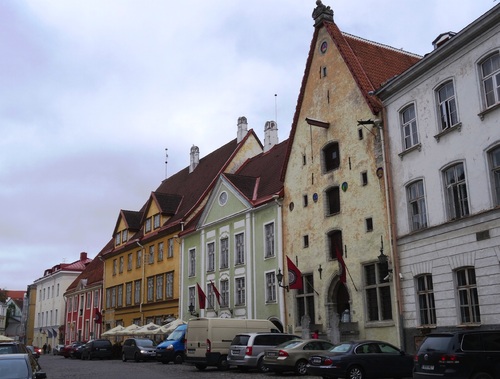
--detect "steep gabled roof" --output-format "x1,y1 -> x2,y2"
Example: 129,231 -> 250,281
153,192 -> 183,215
281,4 -> 420,181
121,210 -> 142,230
225,139 -> 288,206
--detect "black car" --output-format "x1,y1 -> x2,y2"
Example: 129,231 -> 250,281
122,338 -> 157,362
413,330 -> 500,379
81,339 -> 113,360
306,340 -> 413,379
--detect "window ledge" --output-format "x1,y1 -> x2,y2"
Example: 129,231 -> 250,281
434,122 -> 462,142
478,102 -> 500,120
365,320 -> 395,328
398,143 -> 422,160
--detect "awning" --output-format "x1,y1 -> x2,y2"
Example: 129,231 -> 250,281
52,329 -> 57,338
47,329 -> 53,338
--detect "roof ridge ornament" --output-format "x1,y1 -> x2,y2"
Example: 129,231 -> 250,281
312,0 -> 334,27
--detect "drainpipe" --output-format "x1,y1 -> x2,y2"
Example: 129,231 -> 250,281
380,107 -> 405,348
136,241 -> 145,324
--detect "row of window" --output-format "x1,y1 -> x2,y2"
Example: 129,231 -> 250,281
400,52 -> 500,153
416,267 -> 480,327
407,147 -> 500,232
112,239 -> 175,275
37,309 -> 58,328
115,213 -> 162,247
67,291 -> 100,313
106,272 -> 174,309
39,284 -> 60,301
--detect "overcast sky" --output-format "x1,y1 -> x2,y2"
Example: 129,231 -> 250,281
1,0 -> 496,291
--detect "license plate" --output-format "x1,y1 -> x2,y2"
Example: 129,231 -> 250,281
232,350 -> 240,355
188,349 -> 195,354
311,357 -> 322,364
266,352 -> 277,357
422,365 -> 434,370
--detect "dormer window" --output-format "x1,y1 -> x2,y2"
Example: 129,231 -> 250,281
145,217 -> 152,233
115,232 -> 121,246
153,214 -> 161,229
121,230 -> 128,243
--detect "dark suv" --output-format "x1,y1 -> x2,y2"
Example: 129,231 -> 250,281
81,339 -> 113,360
414,330 -> 500,379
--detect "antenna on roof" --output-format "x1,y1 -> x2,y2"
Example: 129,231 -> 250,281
274,94 -> 278,126
165,148 -> 168,179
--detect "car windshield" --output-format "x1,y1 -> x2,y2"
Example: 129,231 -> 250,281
0,358 -> 29,378
275,340 -> 302,349
137,339 -> 155,347
167,329 -> 184,341
329,343 -> 352,353
419,336 -> 453,352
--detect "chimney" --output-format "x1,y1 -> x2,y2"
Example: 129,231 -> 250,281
237,116 -> 248,143
264,121 -> 279,152
80,252 -> 87,261
189,145 -> 200,173
432,31 -> 456,50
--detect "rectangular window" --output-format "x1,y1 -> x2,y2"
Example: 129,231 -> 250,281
303,235 -> 309,248
296,274 -> 315,327
166,272 -> 174,299
113,259 -> 117,276
168,238 -> 174,258
328,230 -> 343,260
364,263 -> 392,321
437,81 -> 459,130
220,237 -> 229,269
117,285 -> 123,307
119,256 -> 124,274
156,275 -> 163,300
207,242 -> 215,272
323,142 -> 340,172
153,213 -> 161,229
105,289 -> 111,309
365,217 -> 373,232
136,250 -> 142,268
235,277 -> 246,306
361,171 -> 368,186
148,245 -> 155,264
326,186 -> 340,215
481,53 -> 500,107
125,282 -> 132,306
188,287 -> 196,310
134,280 -> 141,305
401,104 -> 419,150
444,163 -> 469,219
86,292 -> 91,309
266,272 -> 277,303
490,146 -> 500,206
122,229 -> 128,243
188,248 -> 196,277
115,233 -> 121,246
408,180 -> 427,231
147,277 -> 154,302
158,242 -> 164,261
127,253 -> 133,271
265,223 -> 275,258
207,283 -> 215,309
417,275 -> 436,326
456,267 -> 481,324
220,279 -> 229,307
303,194 -> 308,207
93,290 -> 98,306
235,233 -> 245,265
145,217 -> 152,233
111,287 -> 116,308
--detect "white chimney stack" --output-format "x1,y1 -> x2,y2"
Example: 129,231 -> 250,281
189,145 -> 199,173
264,120 -> 278,152
237,116 -> 248,143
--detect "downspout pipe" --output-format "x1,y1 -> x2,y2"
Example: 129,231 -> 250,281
136,241 -> 145,324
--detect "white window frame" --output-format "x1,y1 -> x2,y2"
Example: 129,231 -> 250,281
265,271 -> 277,303
220,237 -> 229,269
188,248 -> 196,277
480,52 -> 500,108
456,267 -> 481,324
166,272 -> 174,299
207,241 -> 215,272
220,279 -> 229,307
400,103 -> 419,150
407,180 -> 427,231
235,233 -> 245,265
436,80 -> 459,130
416,274 -> 436,326
264,223 -> 275,258
443,162 -> 469,220
489,145 -> 500,206
235,277 -> 246,306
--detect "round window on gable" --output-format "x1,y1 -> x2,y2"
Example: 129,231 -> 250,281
320,40 -> 328,54
219,191 -> 228,206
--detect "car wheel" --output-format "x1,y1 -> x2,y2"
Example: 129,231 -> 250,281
257,357 -> 269,373
122,353 -> 127,362
295,359 -> 308,375
134,352 -> 140,362
217,355 -> 229,370
174,353 -> 184,364
472,373 -> 494,379
347,365 -> 364,379
195,363 -> 207,370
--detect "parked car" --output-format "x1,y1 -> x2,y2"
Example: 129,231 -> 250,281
263,338 -> 334,375
413,330 -> 500,379
72,343 -> 86,359
26,346 -> 40,359
306,340 -> 414,379
228,332 -> 300,372
0,341 -> 31,355
59,342 -> 84,358
52,344 -> 65,355
81,339 -> 113,360
122,338 -> 157,362
0,354 -> 46,379
155,324 -> 187,364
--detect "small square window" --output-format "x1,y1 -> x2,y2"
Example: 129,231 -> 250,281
361,172 -> 368,186
302,154 -> 307,165
365,218 -> 373,232
303,235 -> 309,248
322,66 -> 327,77
303,195 -> 308,207
358,128 -> 364,140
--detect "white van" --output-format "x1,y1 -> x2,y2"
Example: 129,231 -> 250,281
184,317 -> 280,370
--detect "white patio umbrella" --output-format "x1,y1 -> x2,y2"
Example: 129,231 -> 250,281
116,324 -> 141,336
162,319 -> 186,335
101,325 -> 125,337
132,322 -> 161,336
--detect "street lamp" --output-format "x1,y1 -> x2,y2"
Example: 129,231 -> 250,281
188,303 -> 199,317
276,269 -> 289,292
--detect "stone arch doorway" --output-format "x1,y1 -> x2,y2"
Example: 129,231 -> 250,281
326,279 -> 351,343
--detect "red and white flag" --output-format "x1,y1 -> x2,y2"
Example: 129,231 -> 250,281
210,280 -> 221,305
196,283 -> 206,309
286,256 -> 303,290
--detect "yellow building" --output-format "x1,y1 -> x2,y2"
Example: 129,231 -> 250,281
280,1 -> 420,345
102,120 -> 263,329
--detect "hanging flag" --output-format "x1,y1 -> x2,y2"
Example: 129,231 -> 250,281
197,283 -> 206,309
286,256 -> 303,290
94,308 -> 102,324
336,245 -> 346,284
210,280 -> 221,305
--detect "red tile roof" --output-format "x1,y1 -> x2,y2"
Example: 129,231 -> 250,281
6,290 -> 25,300
281,16 -> 420,181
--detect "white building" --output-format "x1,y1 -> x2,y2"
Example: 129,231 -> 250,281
376,4 -> 500,353
32,252 -> 92,348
